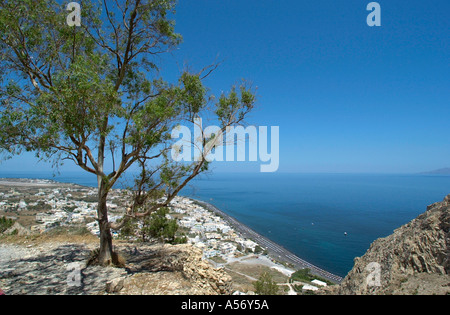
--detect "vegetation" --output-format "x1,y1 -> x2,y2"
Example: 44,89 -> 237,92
290,268 -> 334,286
142,207 -> 186,244
118,207 -> 187,244
0,216 -> 15,233
254,245 -> 264,254
0,0 -> 255,266
253,272 -> 280,295
118,217 -> 138,239
48,224 -> 92,236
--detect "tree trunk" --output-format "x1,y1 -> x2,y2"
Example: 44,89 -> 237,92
97,186 -> 115,266
96,122 -> 117,266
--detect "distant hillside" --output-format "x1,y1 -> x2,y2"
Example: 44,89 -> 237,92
420,168 -> 450,175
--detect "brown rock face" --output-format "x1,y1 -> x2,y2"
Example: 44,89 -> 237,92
322,194 -> 450,295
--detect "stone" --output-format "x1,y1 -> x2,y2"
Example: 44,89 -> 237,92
106,278 -> 125,293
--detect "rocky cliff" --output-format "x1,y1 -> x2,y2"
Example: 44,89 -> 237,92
323,194 -> 450,295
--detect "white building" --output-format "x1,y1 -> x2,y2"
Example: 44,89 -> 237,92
18,199 -> 27,210
204,249 -> 219,258
237,239 -> 258,252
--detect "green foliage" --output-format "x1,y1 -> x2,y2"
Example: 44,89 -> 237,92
290,268 -> 313,282
290,268 -> 334,286
0,0 -> 185,161
254,245 -> 264,254
179,73 -> 207,115
119,217 -> 138,239
142,207 -> 185,244
0,216 -> 15,233
253,272 -> 280,296
172,235 -> 188,245
215,84 -> 256,125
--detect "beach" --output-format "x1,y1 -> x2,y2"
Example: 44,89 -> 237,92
195,200 -> 343,283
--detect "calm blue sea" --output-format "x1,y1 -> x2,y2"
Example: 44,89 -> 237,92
2,170 -> 450,277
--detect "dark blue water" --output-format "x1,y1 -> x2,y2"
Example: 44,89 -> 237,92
182,172 -> 450,277
2,170 -> 450,277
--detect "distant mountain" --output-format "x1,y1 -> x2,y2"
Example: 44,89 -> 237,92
420,168 -> 450,175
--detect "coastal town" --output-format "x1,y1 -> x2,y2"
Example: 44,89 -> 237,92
0,178 -> 260,259
0,178 -> 338,293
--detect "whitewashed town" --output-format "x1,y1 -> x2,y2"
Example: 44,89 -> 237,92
170,197 -> 260,259
0,179 -> 260,262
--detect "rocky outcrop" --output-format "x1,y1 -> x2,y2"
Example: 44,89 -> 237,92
0,241 -> 232,295
116,244 -> 233,295
323,195 -> 450,295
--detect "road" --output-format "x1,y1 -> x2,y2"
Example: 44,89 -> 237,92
196,200 -> 343,284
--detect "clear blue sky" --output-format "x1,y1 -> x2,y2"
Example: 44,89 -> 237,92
1,0 -> 449,174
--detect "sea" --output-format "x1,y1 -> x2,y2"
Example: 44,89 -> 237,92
2,170 -> 450,278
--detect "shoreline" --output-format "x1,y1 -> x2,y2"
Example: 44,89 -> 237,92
193,199 -> 343,284
0,177 -> 343,283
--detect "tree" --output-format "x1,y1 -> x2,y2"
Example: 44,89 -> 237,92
142,207 -> 182,244
0,0 -> 256,266
253,272 -> 280,295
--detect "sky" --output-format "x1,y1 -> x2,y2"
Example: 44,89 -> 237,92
1,0 -> 450,174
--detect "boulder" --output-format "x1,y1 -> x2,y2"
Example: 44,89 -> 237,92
106,278 -> 125,293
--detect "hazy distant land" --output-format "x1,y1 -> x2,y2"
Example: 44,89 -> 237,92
420,168 -> 450,175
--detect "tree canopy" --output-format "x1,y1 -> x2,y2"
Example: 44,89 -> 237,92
0,0 -> 256,265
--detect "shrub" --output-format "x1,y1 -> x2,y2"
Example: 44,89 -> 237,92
290,268 -> 333,286
0,216 -> 15,233
142,208 -> 182,244
253,272 -> 280,295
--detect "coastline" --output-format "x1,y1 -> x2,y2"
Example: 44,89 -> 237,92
193,199 -> 343,284
0,177 -> 343,284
